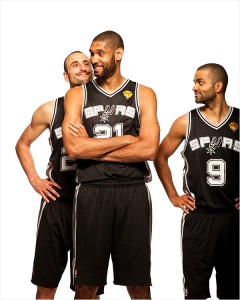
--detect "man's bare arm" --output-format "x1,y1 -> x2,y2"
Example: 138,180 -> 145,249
15,101 -> 61,203
62,86 -> 139,159
95,85 -> 160,162
154,114 -> 196,213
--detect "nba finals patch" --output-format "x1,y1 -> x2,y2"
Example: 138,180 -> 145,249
54,127 -> 62,139
229,122 -> 238,132
123,90 -> 133,99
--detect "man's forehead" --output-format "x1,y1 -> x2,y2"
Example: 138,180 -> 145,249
194,69 -> 210,79
90,40 -> 109,50
67,52 -> 89,63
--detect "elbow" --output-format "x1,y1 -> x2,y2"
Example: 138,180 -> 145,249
148,150 -> 158,161
145,145 -> 159,161
64,144 -> 78,160
66,148 -> 78,160
15,141 -> 21,156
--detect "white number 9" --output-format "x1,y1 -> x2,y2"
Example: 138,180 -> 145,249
206,159 -> 226,186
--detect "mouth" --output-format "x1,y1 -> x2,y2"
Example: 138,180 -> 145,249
93,64 -> 103,71
76,72 -> 89,77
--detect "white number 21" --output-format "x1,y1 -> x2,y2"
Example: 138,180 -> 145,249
93,123 -> 123,138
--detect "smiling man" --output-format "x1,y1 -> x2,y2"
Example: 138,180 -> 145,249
154,63 -> 239,300
16,51 -> 104,299
62,30 -> 160,299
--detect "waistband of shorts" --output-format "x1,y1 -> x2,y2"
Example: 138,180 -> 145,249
79,178 -> 145,187
190,206 -> 239,214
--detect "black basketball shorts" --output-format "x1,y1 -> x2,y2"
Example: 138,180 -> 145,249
31,197 -> 74,289
181,209 -> 239,300
72,182 -> 152,287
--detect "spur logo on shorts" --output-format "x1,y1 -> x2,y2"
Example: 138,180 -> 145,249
184,287 -> 188,297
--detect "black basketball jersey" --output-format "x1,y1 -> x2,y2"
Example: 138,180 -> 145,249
76,79 -> 151,184
182,107 -> 239,209
46,97 -> 77,200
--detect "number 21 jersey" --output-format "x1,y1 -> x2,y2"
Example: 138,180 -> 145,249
182,107 -> 239,209
76,79 -> 151,184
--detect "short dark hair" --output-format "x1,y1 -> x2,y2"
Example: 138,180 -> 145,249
92,30 -> 124,51
63,51 -> 83,73
197,63 -> 228,93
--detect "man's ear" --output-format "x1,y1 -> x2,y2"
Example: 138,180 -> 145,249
115,47 -> 124,61
63,72 -> 70,82
215,81 -> 223,93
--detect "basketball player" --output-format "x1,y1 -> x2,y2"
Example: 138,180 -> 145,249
154,63 -> 239,299
62,30 -> 160,299
15,51 -> 104,299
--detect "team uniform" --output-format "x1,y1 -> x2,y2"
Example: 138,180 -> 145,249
31,97 -> 104,294
181,107 -> 239,299
31,97 -> 77,289
73,79 -> 152,287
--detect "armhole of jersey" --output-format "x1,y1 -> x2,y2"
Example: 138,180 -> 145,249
135,83 -> 140,122
82,84 -> 87,120
181,111 -> 191,154
49,98 -> 59,132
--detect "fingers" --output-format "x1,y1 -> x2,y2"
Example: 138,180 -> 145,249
68,121 -> 88,137
172,195 -> 196,213
235,197 -> 240,209
40,181 -> 61,202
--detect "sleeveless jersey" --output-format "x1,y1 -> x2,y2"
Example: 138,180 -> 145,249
46,97 -> 78,200
76,79 -> 151,184
182,107 -> 239,209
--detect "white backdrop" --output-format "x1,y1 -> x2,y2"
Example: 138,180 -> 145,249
0,1 -> 239,299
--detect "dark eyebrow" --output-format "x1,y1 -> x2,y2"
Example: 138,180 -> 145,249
70,60 -> 78,66
194,77 -> 205,83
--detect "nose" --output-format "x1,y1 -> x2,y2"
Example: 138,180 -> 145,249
192,83 -> 197,91
81,63 -> 87,71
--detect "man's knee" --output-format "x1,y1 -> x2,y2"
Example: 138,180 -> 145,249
75,284 -> 99,299
36,286 -> 57,299
127,285 -> 151,299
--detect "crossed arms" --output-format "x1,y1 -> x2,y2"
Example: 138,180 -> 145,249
62,85 -> 160,162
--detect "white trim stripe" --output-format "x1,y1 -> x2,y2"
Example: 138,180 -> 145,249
72,183 -> 80,286
92,79 -> 130,97
197,106 -> 233,130
135,83 -> 140,120
36,201 -> 46,236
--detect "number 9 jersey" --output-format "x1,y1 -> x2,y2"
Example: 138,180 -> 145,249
182,107 -> 239,209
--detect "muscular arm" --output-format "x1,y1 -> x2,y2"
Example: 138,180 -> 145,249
154,114 -> 195,213
62,86 -> 138,159
96,85 -> 160,162
15,101 -> 61,202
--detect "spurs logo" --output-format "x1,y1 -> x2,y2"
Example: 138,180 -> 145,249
206,136 -> 222,155
123,90 -> 133,99
100,105 -> 116,123
229,122 -> 238,132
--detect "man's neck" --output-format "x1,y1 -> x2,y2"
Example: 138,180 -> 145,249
96,74 -> 126,93
200,98 -> 230,125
